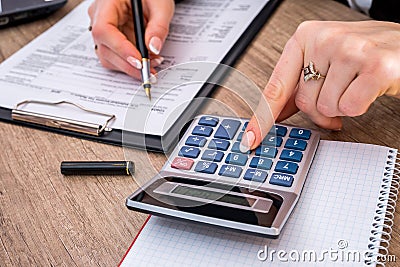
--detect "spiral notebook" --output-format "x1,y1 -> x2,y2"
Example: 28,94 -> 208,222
119,140 -> 399,266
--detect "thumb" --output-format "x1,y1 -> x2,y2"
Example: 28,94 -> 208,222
144,0 -> 175,55
240,37 -> 304,152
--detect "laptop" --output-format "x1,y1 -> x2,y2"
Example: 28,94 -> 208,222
0,0 -> 67,28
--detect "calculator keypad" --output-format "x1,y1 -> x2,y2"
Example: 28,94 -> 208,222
214,119 -> 241,140
201,150 -> 224,162
185,136 -> 207,147
219,165 -> 242,178
285,139 -> 307,151
231,142 -> 250,154
275,161 -> 299,174
289,128 -> 311,140
269,173 -> 294,187
171,157 -> 194,170
225,153 -> 248,166
194,161 -> 218,174
280,149 -> 303,162
255,146 -> 278,158
178,146 -> 200,158
244,169 -> 268,183
198,116 -> 219,127
262,135 -> 283,147
192,126 -> 213,137
208,139 -> 230,151
249,157 -> 273,170
169,116 -> 319,192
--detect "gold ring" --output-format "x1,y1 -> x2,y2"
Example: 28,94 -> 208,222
303,61 -> 325,82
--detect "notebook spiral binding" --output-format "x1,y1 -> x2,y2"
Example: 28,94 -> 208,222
365,150 -> 399,266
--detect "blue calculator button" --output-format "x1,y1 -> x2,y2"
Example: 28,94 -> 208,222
269,125 -> 288,137
214,119 -> 241,140
194,161 -> 218,174
243,169 -> 268,183
285,138 -> 307,151
225,153 -> 248,166
201,150 -> 224,162
178,146 -> 200,158
192,126 -> 213,137
255,146 -> 278,158
185,135 -> 207,147
275,161 -> 299,174
280,149 -> 303,162
269,173 -> 294,187
198,116 -> 219,127
262,135 -> 283,147
249,157 -> 273,170
231,142 -> 250,154
237,132 -> 244,141
218,164 -> 242,178
242,121 -> 249,131
208,139 -> 230,151
289,128 -> 311,140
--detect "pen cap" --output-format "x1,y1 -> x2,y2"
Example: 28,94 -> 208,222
61,161 -> 135,176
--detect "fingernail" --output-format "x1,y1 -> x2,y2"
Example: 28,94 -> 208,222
239,131 -> 255,153
150,74 -> 157,83
127,56 -> 142,69
149,36 -> 162,55
152,56 -> 164,66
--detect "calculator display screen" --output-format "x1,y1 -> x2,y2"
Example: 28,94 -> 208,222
129,177 -> 284,228
172,185 -> 250,207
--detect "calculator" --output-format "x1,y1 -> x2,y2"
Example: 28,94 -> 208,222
126,115 -> 320,237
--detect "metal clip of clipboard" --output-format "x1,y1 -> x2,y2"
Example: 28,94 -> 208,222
11,100 -> 116,136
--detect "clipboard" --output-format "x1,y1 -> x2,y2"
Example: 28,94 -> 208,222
0,0 -> 282,153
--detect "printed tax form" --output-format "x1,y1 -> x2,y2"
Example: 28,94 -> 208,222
0,0 -> 270,136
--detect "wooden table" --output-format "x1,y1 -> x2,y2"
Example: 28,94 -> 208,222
1,0 -> 399,265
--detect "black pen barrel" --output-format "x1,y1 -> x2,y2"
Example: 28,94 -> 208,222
131,0 -> 148,58
61,161 -> 135,175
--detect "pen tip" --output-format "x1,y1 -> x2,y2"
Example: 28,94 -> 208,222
144,86 -> 151,101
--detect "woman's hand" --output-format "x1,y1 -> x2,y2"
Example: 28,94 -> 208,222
240,20 -> 400,152
88,0 -> 175,79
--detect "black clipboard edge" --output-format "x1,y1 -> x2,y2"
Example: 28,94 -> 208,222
0,0 -> 282,153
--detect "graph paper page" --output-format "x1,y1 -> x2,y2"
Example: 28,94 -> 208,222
120,141 -> 393,266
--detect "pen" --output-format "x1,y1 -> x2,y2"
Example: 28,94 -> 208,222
131,0 -> 152,101
61,161 -> 135,176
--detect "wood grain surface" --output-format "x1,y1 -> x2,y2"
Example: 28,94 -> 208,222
1,0 -> 399,266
